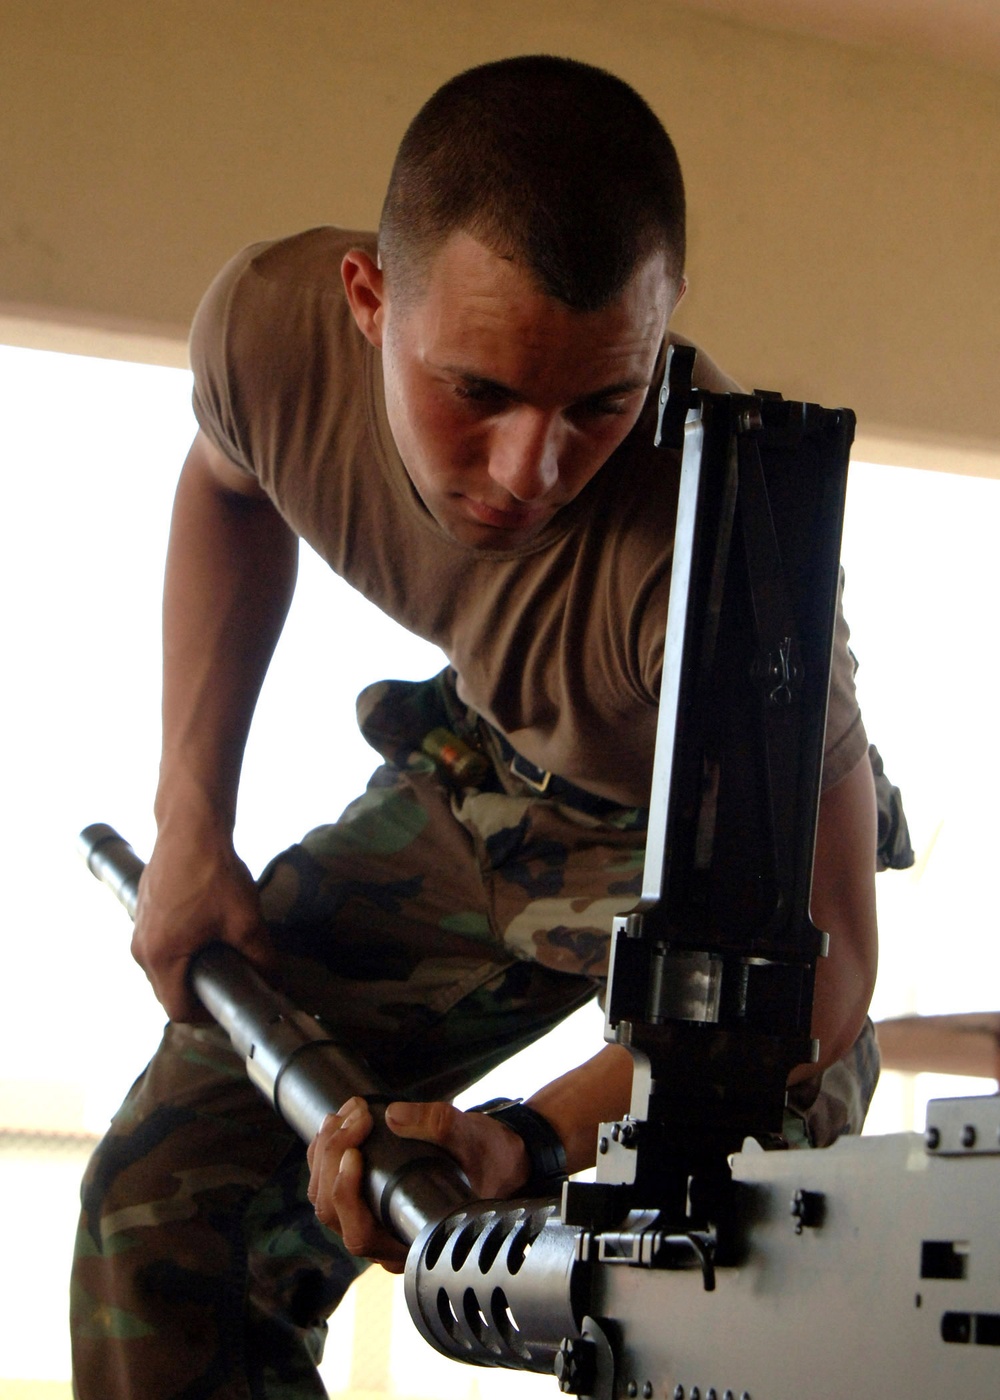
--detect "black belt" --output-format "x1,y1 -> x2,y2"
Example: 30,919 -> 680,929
493,731 -> 647,823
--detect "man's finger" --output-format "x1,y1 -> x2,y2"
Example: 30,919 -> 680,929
384,1099 -> 455,1143
383,1100 -> 531,1198
306,1110 -> 355,1227
332,1147 -> 407,1272
307,1102 -> 367,1181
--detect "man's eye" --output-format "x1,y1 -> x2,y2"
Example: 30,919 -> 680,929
453,382 -> 508,407
576,398 -> 629,419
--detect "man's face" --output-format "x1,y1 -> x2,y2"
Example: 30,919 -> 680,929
367,233 -> 677,549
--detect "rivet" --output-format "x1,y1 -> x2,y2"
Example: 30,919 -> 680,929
925,1126 -> 940,1150
599,1136 -> 609,1155
643,1384 -> 653,1399
673,1387 -> 685,1400
962,1124 -> 977,1149
627,1383 -> 638,1398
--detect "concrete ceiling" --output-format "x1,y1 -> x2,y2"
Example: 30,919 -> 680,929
679,0 -> 1000,75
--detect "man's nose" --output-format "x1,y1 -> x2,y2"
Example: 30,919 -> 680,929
487,409 -> 563,501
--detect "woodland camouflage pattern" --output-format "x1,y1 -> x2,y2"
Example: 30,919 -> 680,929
72,670 -> 878,1397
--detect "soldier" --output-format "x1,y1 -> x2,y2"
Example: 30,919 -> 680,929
72,55 -> 877,1395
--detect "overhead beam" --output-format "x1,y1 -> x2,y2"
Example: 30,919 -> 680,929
3,1 -> 998,468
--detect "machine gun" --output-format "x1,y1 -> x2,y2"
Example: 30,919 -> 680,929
81,348 -> 1000,1398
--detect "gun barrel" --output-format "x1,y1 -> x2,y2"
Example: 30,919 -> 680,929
77,823 -> 474,1244
78,823 -> 143,919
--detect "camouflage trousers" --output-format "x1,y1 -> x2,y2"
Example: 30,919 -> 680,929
71,669 -> 879,1399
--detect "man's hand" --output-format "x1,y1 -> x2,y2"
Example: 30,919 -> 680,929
306,1097 -> 531,1272
132,828 -> 277,1022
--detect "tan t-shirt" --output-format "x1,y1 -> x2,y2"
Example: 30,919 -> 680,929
190,227 -> 866,807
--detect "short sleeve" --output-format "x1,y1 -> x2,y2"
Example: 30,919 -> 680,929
187,243 -> 268,473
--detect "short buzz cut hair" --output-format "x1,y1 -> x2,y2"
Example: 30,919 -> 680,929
378,55 -> 686,312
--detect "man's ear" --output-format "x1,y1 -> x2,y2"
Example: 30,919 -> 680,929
342,250 -> 386,347
671,274 -> 688,316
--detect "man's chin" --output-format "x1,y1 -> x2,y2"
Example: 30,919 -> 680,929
434,498 -> 554,549
444,519 -> 544,550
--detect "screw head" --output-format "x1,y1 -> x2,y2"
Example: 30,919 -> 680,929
598,1136 -> 609,1155
643,1384 -> 653,1399
627,1382 -> 638,1398
962,1123 -> 977,1148
553,1337 -> 597,1395
790,1188 -> 825,1230
925,1126 -> 941,1150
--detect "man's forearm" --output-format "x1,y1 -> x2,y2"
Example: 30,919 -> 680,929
800,752 -> 879,1078
525,1042 -> 634,1176
131,433 -> 298,1017
155,433 -> 298,838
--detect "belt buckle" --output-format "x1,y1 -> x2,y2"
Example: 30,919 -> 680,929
509,752 -> 552,794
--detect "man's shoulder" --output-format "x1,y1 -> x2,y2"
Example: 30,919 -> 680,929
191,226 -> 376,373
195,227 -> 375,323
239,226 -> 377,292
189,227 -> 379,475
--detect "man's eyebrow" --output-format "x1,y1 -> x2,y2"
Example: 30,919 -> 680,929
576,377 -> 650,401
442,368 -> 650,402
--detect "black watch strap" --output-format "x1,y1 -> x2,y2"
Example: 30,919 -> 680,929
468,1096 -> 568,1196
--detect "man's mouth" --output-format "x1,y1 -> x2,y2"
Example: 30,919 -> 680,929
460,497 -> 549,530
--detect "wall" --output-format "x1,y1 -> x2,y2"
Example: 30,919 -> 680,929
2,0 -> 998,470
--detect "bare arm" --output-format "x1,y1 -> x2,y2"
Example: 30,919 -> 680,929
798,749 -> 879,1077
131,429 -> 299,1020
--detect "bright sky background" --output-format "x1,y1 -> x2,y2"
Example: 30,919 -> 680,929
2,342 -> 999,1385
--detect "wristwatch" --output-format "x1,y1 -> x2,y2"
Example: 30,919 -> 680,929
468,1096 -> 568,1196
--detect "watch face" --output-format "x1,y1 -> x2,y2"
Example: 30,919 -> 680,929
470,1097 -> 522,1116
